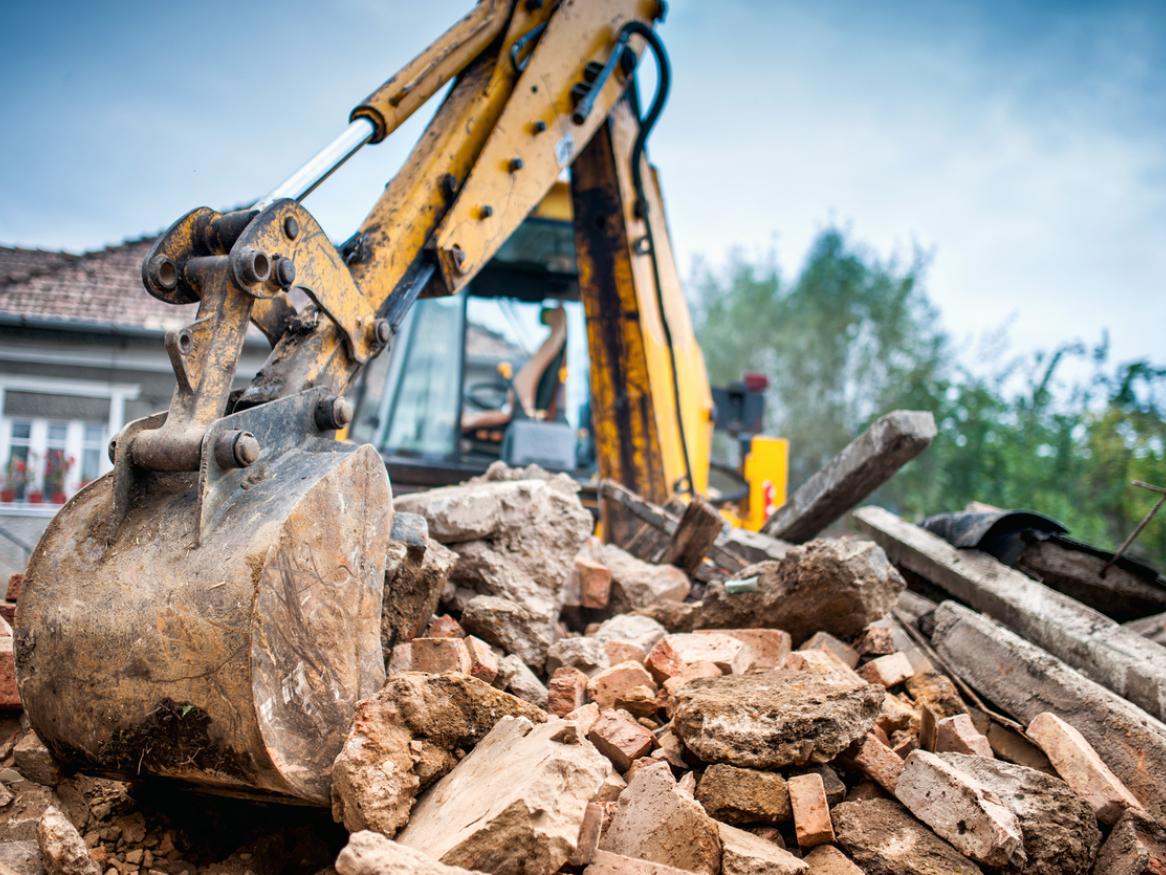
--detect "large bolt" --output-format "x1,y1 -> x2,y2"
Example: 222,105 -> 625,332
375,319 -> 391,345
509,157 -> 524,173
315,396 -> 354,431
449,245 -> 468,275
214,430 -> 260,469
283,215 -> 299,239
480,205 -> 494,220
275,257 -> 296,289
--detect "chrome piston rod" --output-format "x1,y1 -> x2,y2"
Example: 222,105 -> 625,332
254,117 -> 376,211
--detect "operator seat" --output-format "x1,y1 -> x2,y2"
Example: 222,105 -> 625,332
461,306 -> 567,439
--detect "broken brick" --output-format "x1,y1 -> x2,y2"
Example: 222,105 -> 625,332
800,631 -> 860,668
645,633 -> 749,682
576,557 -> 613,610
662,661 -> 722,699
695,764 -> 791,825
935,713 -> 992,758
604,640 -> 647,666
547,666 -> 589,718
587,662 -> 657,711
463,636 -> 498,684
855,625 -> 896,657
425,614 -> 465,638
840,731 -> 904,794
587,710 -> 655,772
1026,711 -> 1144,826
698,628 -> 791,671
857,652 -> 914,688
409,637 -> 472,674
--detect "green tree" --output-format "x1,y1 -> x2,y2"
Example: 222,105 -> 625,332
692,228 -> 1166,565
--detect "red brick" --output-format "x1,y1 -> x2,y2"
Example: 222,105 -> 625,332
5,573 -> 22,602
857,652 -> 914,688
645,633 -> 749,682
699,628 -> 791,672
425,614 -> 465,638
1027,711 -> 1144,825
547,666 -> 589,717
0,629 -> 18,710
576,557 -> 613,610
787,772 -> 834,849
587,710 -> 655,771
661,661 -> 722,698
840,731 -> 904,794
587,661 -> 657,710
800,631 -> 860,668
935,713 -> 993,758
388,642 -> 413,672
566,702 -> 602,736
463,635 -> 498,684
604,640 -> 647,666
408,637 -> 471,674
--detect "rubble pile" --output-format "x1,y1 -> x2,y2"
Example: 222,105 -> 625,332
1,437 -> 1165,873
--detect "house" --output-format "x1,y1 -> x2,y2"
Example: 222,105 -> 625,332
0,237 -> 267,576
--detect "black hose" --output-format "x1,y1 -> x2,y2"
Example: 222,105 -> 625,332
619,22 -> 695,495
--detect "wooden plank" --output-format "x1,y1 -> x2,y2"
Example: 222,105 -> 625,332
854,505 -> 1166,723
763,410 -> 936,543
662,496 -> 726,576
931,600 -> 1166,821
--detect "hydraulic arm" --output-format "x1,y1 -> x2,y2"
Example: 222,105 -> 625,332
14,0 -> 713,803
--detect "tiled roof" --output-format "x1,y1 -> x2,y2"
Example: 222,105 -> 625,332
0,236 -> 199,331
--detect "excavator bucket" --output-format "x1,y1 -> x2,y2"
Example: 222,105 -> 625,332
14,390 -> 392,804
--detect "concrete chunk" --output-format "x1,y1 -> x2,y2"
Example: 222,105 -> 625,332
331,673 -> 544,836
694,764 -> 792,825
803,845 -> 864,875
1026,711 -> 1144,825
940,752 -> 1101,875
583,850 -> 692,874
718,821 -> 809,874
599,760 -> 722,874
36,806 -> 100,875
547,636 -> 610,676
702,539 -> 905,642
495,653 -> 548,708
801,631 -> 860,668
672,670 -> 883,768
398,717 -> 609,874
593,614 -> 669,653
600,543 -> 691,612
336,831 -> 488,875
461,594 -> 555,671
857,652 -> 914,688
833,797 -> 984,875
929,600 -> 1166,821
894,750 -> 1025,867
1093,809 -> 1166,875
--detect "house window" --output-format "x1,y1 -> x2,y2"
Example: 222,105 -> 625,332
0,378 -> 138,506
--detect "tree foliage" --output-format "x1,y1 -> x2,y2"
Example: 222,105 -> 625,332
692,229 -> 1166,565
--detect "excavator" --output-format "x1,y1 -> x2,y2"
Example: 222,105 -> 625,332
15,0 -> 787,805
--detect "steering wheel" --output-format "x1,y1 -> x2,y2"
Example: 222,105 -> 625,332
465,380 -> 510,411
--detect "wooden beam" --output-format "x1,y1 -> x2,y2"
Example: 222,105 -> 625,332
931,600 -> 1166,821
854,505 -> 1166,723
764,410 -> 936,543
662,496 -> 726,576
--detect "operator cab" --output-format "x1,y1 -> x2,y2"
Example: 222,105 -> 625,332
348,184 -> 595,492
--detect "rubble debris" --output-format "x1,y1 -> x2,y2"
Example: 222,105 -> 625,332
1025,710 -> 1144,825
856,506 -> 1166,722
592,613 -> 668,653
600,543 -> 691,613
331,672 -> 544,836
934,714 -> 992,758
802,845 -> 864,875
787,772 -> 834,849
646,632 -> 749,681
671,670 -> 883,768
635,600 -> 701,634
763,410 -> 936,542
13,733 -> 59,788
903,669 -> 966,719
0,617 -> 18,710
661,661 -> 723,698
383,534 -> 458,651
929,600 -> 1166,820
694,764 -> 791,825
583,849 -> 692,874
942,751 -> 1101,875
572,554 -> 613,610
494,653 -> 549,708
36,806 -> 99,875
717,821 -> 808,874
599,760 -> 722,875
893,750 -> 1025,867
397,717 -> 609,874
461,594 -> 556,671
408,637 -> 473,674
857,652 -> 914,688
854,625 -> 896,656
841,731 -> 904,795
801,631 -> 860,668
1093,808 -> 1166,875
463,635 -> 499,684
701,539 -> 905,642
1127,610 -> 1166,647
711,628 -> 791,671
832,797 -> 984,874
546,636 -> 610,675
586,661 -> 657,710
587,709 -> 655,771
336,830 -> 488,874
426,614 -> 466,638
547,666 -> 589,717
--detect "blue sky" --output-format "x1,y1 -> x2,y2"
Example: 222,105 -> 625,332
1,0 -> 1163,365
